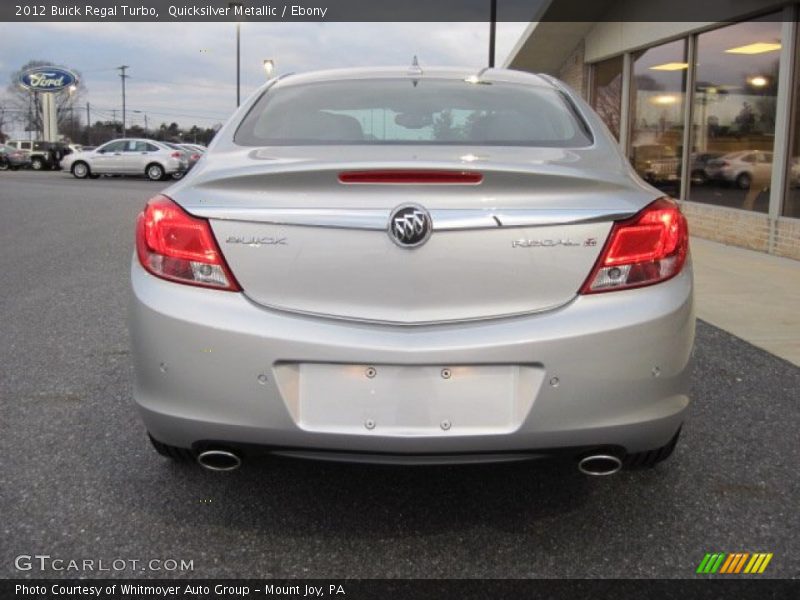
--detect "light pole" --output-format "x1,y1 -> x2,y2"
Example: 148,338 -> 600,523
236,23 -> 241,106
488,0 -> 497,68
229,2 -> 243,107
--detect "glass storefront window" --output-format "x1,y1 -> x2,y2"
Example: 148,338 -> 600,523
785,25 -> 800,219
689,15 -> 782,213
591,56 -> 623,140
629,39 -> 688,197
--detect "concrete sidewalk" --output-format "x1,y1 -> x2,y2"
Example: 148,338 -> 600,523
691,237 -> 800,366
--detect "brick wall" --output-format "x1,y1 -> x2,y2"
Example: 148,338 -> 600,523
680,201 -> 800,260
556,40 -> 587,96
775,217 -> 800,260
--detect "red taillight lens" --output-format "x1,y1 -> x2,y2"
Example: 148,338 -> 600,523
170,151 -> 182,159
580,198 -> 688,294
338,170 -> 483,184
191,153 -> 201,161
135,195 -> 240,291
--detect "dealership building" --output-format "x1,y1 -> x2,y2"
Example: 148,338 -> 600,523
507,0 -> 800,260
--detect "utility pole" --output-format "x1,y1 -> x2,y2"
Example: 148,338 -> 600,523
85,102 -> 90,144
134,110 -> 149,137
488,0 -> 497,68
117,65 -> 129,137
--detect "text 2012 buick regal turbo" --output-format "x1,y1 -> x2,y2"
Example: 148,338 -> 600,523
130,67 -> 694,475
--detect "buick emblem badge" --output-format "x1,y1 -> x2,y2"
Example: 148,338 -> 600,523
388,204 -> 432,248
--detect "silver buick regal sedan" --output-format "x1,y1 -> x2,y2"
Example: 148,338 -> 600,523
130,67 -> 694,475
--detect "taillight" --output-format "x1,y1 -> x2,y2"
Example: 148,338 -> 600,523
191,153 -> 201,161
170,151 -> 183,159
135,195 -> 240,291
580,198 -> 688,294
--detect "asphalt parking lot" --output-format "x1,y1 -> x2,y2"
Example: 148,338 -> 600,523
1,170 -> 799,579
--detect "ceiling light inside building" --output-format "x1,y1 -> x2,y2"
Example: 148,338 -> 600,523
725,42 -> 781,55
748,76 -> 768,87
651,95 -> 679,105
649,62 -> 689,71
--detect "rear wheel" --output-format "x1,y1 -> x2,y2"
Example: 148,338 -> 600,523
624,428 -> 681,469
31,157 -> 45,171
0,161 -> 9,171
146,163 -> 165,181
691,170 -> 707,185
72,162 -> 90,179
148,434 -> 194,462
736,172 -> 752,190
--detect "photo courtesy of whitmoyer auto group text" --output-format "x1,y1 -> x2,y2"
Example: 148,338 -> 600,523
1,0 -> 798,598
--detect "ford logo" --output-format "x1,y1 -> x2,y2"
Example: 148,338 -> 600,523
19,66 -> 78,93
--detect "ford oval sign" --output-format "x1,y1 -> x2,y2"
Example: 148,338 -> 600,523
19,66 -> 78,93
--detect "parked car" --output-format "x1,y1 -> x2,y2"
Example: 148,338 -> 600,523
688,152 -> 724,184
61,138 -> 188,181
0,144 -> 32,170
178,143 -> 205,166
631,144 -> 680,185
6,140 -> 71,170
162,143 -> 199,179
131,67 -> 693,475
180,143 -> 207,154
705,150 -> 773,189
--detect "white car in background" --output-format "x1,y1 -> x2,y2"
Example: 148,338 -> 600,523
61,138 -> 188,181
704,150 -> 773,190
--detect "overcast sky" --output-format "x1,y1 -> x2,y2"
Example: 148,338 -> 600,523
0,22 -> 528,133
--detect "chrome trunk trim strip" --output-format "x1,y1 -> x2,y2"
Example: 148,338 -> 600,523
191,207 -> 634,230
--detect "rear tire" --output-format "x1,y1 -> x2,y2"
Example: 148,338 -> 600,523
624,427 -> 681,469
72,162 -> 90,179
0,161 -> 9,171
691,170 -> 707,185
148,434 -> 194,462
736,172 -> 752,190
31,157 -> 45,171
146,163 -> 165,181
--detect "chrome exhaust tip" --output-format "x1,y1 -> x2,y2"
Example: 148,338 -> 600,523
577,454 -> 622,476
197,449 -> 242,472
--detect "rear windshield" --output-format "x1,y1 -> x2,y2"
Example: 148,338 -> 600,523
234,78 -> 593,147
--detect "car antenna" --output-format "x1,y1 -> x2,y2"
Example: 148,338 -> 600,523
408,55 -> 423,87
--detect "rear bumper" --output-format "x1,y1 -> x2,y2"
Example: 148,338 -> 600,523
130,258 -> 694,458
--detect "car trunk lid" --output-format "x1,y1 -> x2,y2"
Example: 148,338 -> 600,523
174,146 -> 651,324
